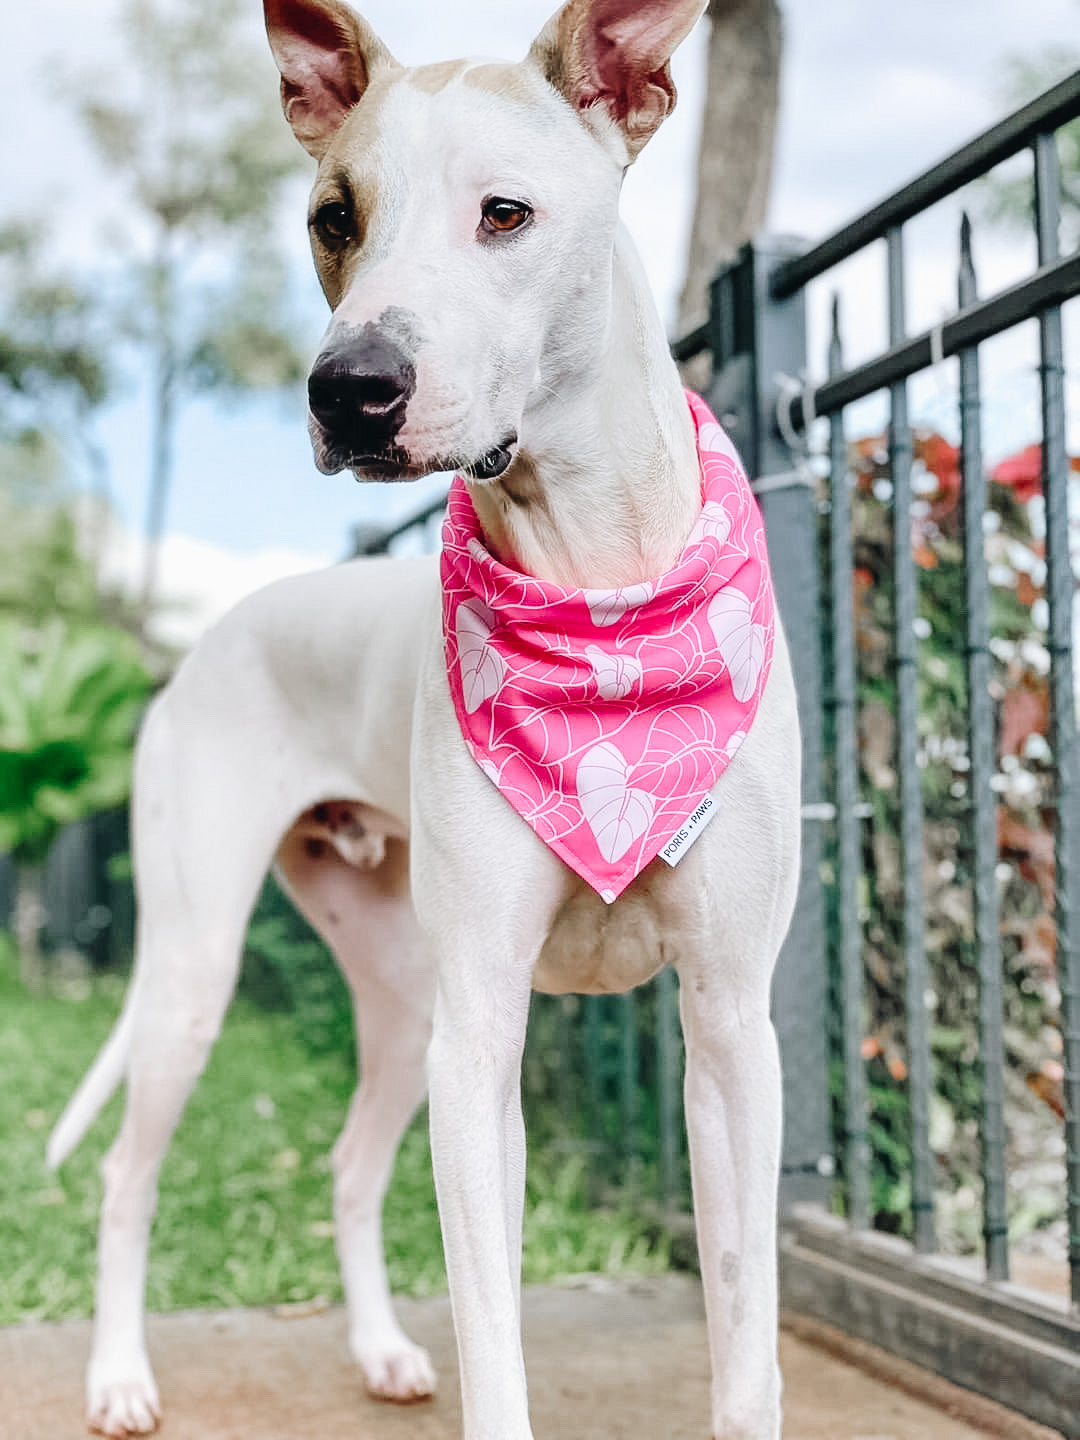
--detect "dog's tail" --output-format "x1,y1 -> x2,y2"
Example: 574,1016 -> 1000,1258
47,996 -> 136,1170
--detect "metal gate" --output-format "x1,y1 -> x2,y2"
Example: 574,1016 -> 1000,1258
670,71 -> 1080,1436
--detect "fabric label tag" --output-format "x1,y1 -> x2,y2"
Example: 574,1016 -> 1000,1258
658,793 -> 718,867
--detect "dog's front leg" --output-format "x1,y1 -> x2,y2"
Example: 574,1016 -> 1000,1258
410,650 -> 569,1440
679,971 -> 784,1440
425,927 -> 536,1440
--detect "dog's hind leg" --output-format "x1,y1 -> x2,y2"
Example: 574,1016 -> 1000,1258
86,698 -> 283,1437
276,829 -> 437,1403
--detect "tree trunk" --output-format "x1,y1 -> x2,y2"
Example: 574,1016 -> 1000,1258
14,863 -> 47,992
678,0 -> 783,334
139,239 -> 180,624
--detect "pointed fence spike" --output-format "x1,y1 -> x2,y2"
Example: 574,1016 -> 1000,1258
828,291 -> 843,371
959,211 -> 977,305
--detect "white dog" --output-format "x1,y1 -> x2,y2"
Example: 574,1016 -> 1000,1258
49,1 -> 801,1436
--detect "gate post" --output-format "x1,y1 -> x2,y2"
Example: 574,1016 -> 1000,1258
703,237 -> 833,1211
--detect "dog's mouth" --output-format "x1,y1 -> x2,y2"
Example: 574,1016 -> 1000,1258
344,448 -> 417,481
313,430 -> 519,484
309,428 -> 419,481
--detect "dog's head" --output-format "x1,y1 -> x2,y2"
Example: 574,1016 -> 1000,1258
265,0 -> 705,482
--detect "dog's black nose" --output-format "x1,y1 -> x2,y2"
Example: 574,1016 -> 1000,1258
308,331 -> 416,455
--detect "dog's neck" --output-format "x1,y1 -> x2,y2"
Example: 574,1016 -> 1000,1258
466,227 -> 700,591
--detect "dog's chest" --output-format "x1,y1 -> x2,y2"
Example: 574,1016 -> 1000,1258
531,881 -> 679,996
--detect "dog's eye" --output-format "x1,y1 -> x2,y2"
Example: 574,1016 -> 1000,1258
480,197 -> 533,236
312,201 -> 353,246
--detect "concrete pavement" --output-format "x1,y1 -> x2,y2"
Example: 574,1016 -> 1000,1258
1,1274 -> 1064,1440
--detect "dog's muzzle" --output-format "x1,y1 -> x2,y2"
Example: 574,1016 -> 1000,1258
307,331 -> 417,470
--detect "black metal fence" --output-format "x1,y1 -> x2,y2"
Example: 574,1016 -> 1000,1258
671,70 -> 1079,1435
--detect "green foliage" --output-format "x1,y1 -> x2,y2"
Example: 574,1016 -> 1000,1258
70,0 -> 314,611
188,267 -> 311,396
981,49 -> 1080,248
0,224 -> 113,512
0,621 -> 152,867
73,0 -> 310,395
865,1060 -> 913,1228
0,224 -> 110,416
522,1153 -> 670,1283
0,0 -> 318,620
240,876 -> 357,1060
0,932 -> 668,1323
79,0 -> 302,237
524,987 -> 688,1207
0,494 -> 132,631
0,930 -> 403,1320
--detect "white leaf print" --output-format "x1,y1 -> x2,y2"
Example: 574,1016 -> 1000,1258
478,756 -> 502,786
687,499 -> 731,548
724,728 -> 748,759
697,421 -> 728,453
456,599 -> 505,714
584,581 -> 655,627
697,421 -> 741,464
577,741 -> 655,863
708,589 -> 765,703
586,646 -> 643,701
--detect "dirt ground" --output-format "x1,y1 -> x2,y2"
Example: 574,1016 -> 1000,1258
2,1274 -> 1063,1440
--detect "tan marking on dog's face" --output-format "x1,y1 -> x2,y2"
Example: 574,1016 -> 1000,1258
406,58 -> 474,95
461,60 -> 565,114
307,68 -> 404,309
307,168 -> 382,308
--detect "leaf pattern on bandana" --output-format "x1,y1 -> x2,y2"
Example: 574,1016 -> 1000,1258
455,599 -> 505,714
577,741 -> 656,863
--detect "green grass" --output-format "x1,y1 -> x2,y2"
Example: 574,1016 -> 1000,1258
0,935 -> 668,1325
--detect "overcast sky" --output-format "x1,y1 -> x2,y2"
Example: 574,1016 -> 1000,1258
4,0 -> 1078,641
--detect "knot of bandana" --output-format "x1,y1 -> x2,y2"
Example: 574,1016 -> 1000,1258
440,389 -> 775,902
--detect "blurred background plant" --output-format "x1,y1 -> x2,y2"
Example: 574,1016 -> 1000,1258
0,621 -> 151,988
2,0 -> 310,640
0,0 -> 312,980
982,48 -> 1080,249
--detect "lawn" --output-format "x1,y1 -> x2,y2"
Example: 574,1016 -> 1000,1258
0,931 -> 668,1325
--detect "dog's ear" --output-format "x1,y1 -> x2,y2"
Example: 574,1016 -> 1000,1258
529,0 -> 706,161
264,0 -> 399,159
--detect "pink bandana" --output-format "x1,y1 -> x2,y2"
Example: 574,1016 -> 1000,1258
440,390 -> 775,902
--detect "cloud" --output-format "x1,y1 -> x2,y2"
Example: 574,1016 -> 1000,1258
100,524 -> 333,651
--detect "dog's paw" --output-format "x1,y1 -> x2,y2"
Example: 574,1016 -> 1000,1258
87,1354 -> 161,1437
354,1333 -> 437,1404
